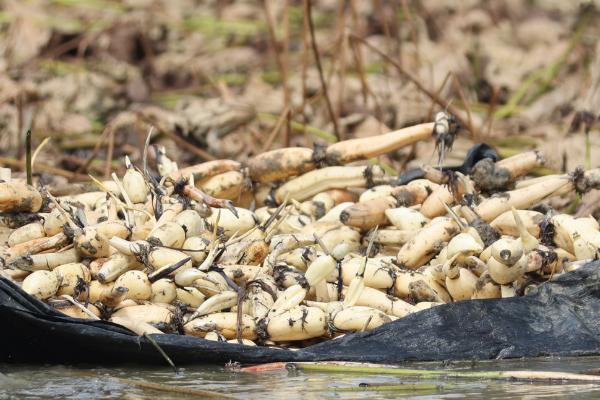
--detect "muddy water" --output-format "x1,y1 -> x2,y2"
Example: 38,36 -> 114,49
2,357 -> 600,399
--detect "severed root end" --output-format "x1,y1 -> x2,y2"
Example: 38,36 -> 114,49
471,159 -> 512,193
571,167 -> 588,194
433,111 -> 460,166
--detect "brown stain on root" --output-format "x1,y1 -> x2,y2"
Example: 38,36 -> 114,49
471,218 -> 501,247
0,183 -> 43,213
471,159 -> 513,193
248,148 -> 316,183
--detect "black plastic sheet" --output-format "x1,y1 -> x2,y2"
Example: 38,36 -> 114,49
2,261 -> 600,365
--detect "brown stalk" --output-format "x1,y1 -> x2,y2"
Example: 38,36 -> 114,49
451,73 -> 477,140
77,30 -> 104,59
76,123 -> 111,174
104,125 -> 115,178
282,0 -> 291,112
335,2 -> 348,136
285,108 -> 292,147
348,2 -> 383,122
261,105 -> 290,152
25,130 -> 32,185
17,93 -> 24,160
305,0 -> 340,141
61,155 -> 115,176
248,127 -> 265,155
262,0 -> 290,108
0,157 -> 88,181
375,0 -> 393,59
300,5 -> 311,144
46,35 -> 84,59
136,113 -> 216,161
391,2 -> 402,69
402,0 -> 420,67
399,143 -> 418,172
160,129 -> 216,161
235,280 -> 247,344
427,71 -> 452,119
350,34 -> 471,133
181,184 -> 237,217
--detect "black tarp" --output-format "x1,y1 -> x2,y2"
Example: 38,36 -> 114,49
2,261 -> 600,365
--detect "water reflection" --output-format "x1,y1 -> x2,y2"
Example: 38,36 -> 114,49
1,357 -> 600,399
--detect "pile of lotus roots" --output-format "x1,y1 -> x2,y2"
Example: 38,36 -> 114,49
2,116 -> 600,348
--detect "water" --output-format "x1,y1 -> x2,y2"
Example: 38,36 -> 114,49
2,357 -> 600,399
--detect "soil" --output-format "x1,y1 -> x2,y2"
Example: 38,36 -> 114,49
0,0 -> 599,211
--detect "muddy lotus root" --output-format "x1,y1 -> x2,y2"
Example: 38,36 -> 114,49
1,120 -> 598,348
